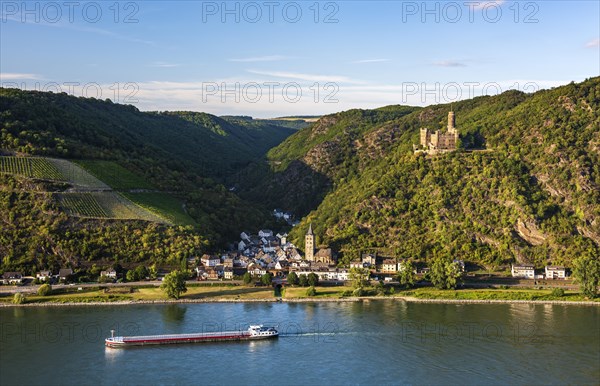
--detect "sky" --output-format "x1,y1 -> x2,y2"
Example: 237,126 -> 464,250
1,0 -> 599,117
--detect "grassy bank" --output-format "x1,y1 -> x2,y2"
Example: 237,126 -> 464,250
1,285 -> 598,305
401,287 -> 599,302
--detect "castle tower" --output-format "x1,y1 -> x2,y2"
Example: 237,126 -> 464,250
419,128 -> 430,147
447,110 -> 456,133
305,223 -> 314,261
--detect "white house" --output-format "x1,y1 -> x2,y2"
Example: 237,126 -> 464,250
545,266 -> 566,279
362,254 -> 377,267
36,270 -> 52,282
201,255 -> 221,267
276,233 -> 288,245
511,265 -> 535,279
240,232 -> 251,242
2,272 -> 23,285
100,269 -> 117,279
259,229 -> 273,238
275,260 -> 289,270
59,268 -> 73,281
350,260 -> 365,269
381,259 -> 398,273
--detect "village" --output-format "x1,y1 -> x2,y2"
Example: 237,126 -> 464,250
1,224 -> 570,287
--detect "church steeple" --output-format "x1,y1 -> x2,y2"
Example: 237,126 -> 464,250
305,223 -> 314,261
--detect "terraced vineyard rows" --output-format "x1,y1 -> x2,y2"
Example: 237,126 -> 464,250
3,156 -> 175,224
56,192 -> 170,223
58,193 -> 109,217
0,157 -> 65,180
48,159 -> 110,189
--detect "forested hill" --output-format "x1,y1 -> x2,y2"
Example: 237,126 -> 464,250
241,77 -> 600,268
0,88 -> 295,181
0,88 -> 293,273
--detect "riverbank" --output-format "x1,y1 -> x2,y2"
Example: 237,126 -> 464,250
1,297 -> 598,307
0,285 -> 598,307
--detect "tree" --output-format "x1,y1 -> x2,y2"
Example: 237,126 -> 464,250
298,274 -> 308,287
349,267 -> 370,290
134,265 -> 149,281
37,283 -> 52,296
243,272 -> 253,285
160,270 -> 187,299
430,256 -> 462,289
306,286 -> 317,296
126,270 -> 136,282
397,260 -> 417,289
149,264 -> 158,280
376,281 -> 386,295
287,272 -> 299,286
261,272 -> 273,286
307,272 -> 319,287
573,254 -> 600,298
12,293 -> 26,304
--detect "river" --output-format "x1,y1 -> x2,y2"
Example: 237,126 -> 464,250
1,301 -> 598,385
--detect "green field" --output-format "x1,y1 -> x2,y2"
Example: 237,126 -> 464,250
0,156 -> 65,180
124,192 -> 196,226
75,160 -> 153,190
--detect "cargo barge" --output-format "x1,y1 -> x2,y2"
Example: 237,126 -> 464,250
105,325 -> 278,348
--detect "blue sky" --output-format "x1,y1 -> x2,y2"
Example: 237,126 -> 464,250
1,1 -> 599,117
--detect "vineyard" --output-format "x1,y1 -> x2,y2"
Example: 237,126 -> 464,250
56,192 -> 170,224
49,159 -> 110,189
2,156 -> 182,225
75,160 -> 153,190
0,157 -> 65,180
0,156 -> 110,189
58,193 -> 109,218
125,192 -> 196,226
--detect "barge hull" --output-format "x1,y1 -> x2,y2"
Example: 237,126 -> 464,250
106,332 -> 275,348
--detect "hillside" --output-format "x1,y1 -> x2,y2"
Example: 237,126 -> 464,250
0,89 -> 294,274
0,88 -> 295,182
241,77 -> 600,268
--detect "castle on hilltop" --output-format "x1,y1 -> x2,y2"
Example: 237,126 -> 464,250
413,111 -> 459,155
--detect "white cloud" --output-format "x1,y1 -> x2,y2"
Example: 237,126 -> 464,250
149,62 -> 181,68
472,1 -> 505,10
433,60 -> 467,68
246,70 -> 362,84
0,73 -> 42,80
3,77 -> 575,118
352,59 -> 390,64
585,38 -> 599,48
229,55 -> 289,62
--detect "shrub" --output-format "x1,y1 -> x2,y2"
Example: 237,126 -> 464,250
306,286 -> 317,296
352,288 -> 364,297
551,288 -> 565,297
13,293 -> 26,304
341,290 -> 353,297
37,284 -> 52,296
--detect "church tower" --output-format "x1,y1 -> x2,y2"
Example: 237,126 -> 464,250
305,223 -> 315,261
